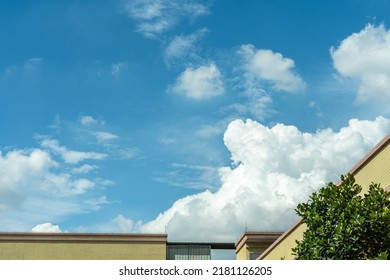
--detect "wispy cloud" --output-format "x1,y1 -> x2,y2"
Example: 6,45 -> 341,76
194,122 -> 226,139
308,101 -> 323,117
116,147 -> 140,160
52,115 -> 140,161
154,163 -> 221,191
111,62 -> 128,79
163,28 -> 208,66
40,138 -> 107,164
83,214 -> 142,233
23,57 -> 43,70
71,164 -> 98,174
122,0 -> 211,38
226,77 -> 275,121
84,196 -> 110,211
93,131 -> 120,143
3,57 -> 43,78
157,135 -> 177,145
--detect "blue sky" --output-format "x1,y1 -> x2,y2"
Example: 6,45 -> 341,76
1,0 -> 390,244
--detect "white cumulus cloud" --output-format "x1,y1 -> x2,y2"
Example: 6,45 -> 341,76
239,44 -> 306,93
0,149 -> 54,211
331,24 -> 390,104
116,116 -> 390,242
170,63 -> 224,100
32,222 -> 62,233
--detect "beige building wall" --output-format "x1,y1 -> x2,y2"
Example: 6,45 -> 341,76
235,232 -> 282,260
352,140 -> 390,193
260,134 -> 390,260
260,222 -> 306,260
236,244 -> 248,260
236,243 -> 271,260
0,233 -> 167,260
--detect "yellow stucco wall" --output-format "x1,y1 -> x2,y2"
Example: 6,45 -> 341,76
354,145 -> 390,194
261,139 -> 390,260
261,223 -> 306,260
236,243 -> 248,260
0,242 -> 166,260
0,234 -> 168,260
236,232 -> 283,260
237,244 -> 273,260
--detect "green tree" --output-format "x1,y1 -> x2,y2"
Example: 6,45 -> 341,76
292,174 -> 390,260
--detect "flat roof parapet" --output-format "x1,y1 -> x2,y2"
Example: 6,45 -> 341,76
167,242 -> 235,250
0,232 -> 167,243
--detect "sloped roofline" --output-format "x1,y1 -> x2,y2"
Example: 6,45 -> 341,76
259,132 -> 390,260
348,133 -> 390,175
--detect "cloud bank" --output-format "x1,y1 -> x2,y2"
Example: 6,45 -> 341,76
110,116 -> 390,242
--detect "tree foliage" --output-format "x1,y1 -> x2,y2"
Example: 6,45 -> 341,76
292,174 -> 390,260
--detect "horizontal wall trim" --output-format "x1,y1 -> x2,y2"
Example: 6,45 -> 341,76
0,233 -> 167,243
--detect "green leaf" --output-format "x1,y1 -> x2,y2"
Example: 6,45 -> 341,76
292,174 -> 390,260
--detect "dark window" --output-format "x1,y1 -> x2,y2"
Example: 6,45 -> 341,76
167,244 -> 211,260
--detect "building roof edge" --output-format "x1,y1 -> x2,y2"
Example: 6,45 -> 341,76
258,132 -> 390,260
0,232 -> 168,243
